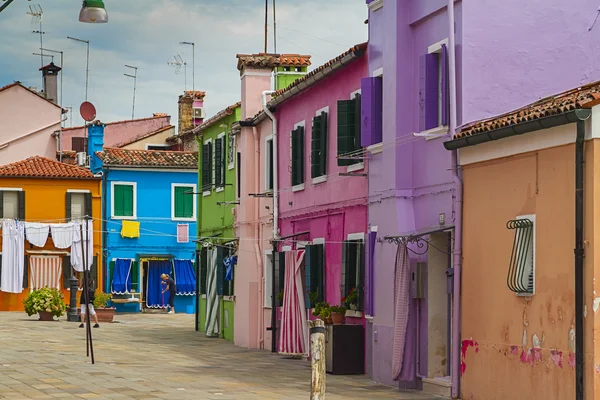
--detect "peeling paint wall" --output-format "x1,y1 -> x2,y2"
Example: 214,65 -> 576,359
460,138 -> 600,399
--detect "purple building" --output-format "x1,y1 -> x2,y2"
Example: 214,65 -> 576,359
362,0 -> 600,398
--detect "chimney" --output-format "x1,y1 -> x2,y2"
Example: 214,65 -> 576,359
39,62 -> 61,105
88,121 -> 105,174
236,53 -> 311,119
178,91 -> 206,134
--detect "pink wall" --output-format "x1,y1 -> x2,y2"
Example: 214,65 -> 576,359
61,115 -> 171,150
0,84 -> 61,164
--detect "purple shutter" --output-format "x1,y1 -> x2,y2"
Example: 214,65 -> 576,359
420,53 -> 439,131
441,44 -> 448,126
361,77 -> 383,147
366,231 -> 377,316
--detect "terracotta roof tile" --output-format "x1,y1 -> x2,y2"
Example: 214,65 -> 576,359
96,148 -> 197,168
456,81 -> 600,139
114,125 -> 174,147
0,156 -> 96,179
236,53 -> 311,71
183,91 -> 206,100
270,43 -> 367,103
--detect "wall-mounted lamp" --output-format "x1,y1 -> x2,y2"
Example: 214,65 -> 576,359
79,0 -> 108,23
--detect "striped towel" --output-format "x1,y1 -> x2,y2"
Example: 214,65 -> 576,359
279,250 -> 307,355
392,244 -> 411,380
30,256 -> 62,290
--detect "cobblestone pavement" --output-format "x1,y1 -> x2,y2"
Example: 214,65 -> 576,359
0,312 -> 446,399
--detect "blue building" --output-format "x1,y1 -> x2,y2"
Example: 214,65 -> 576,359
91,126 -> 198,314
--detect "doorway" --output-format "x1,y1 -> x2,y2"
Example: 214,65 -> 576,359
141,259 -> 173,309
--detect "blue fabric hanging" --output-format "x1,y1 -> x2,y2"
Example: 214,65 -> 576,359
224,255 -> 237,281
111,259 -> 132,294
146,260 -> 172,308
174,259 -> 196,295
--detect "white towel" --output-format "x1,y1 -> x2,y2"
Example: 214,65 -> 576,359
0,220 -> 25,294
71,220 -> 93,272
30,256 -> 62,290
25,223 -> 49,248
49,223 -> 75,249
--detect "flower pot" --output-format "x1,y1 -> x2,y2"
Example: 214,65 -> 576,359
38,311 -> 54,321
331,312 -> 345,325
96,307 -> 115,323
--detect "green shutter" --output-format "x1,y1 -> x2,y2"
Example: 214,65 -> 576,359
113,185 -> 124,216
341,241 -> 349,297
0,191 -> 4,218
113,184 -> 133,217
291,128 -> 298,185
292,127 -> 305,186
174,186 -> 193,218
84,193 -> 92,219
314,244 -> 325,303
65,192 -> 72,221
353,94 -> 362,154
305,245 -> 312,308
216,247 -> 225,296
17,191 -> 25,220
320,112 -> 328,176
200,248 -> 207,295
311,117 -> 322,178
202,144 -> 210,191
90,256 -> 98,290
109,260 -> 116,292
337,99 -> 358,166
215,138 -> 224,188
23,255 -> 28,289
131,261 -> 139,293
123,186 -> 133,217
357,241 -> 365,310
62,255 -> 71,289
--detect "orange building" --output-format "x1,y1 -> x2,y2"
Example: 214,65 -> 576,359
0,156 -> 102,312
443,83 -> 600,399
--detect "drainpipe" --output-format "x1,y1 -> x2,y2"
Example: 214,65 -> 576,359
195,130 -> 203,332
102,168 -> 108,294
253,126 -> 264,349
263,89 -> 277,352
447,1 -> 463,398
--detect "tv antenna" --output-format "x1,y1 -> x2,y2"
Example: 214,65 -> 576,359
32,52 -> 53,63
27,5 -> 44,73
124,65 -> 138,120
167,54 -> 188,91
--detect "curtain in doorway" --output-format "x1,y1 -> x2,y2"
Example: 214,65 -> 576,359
205,248 -> 220,337
392,244 -> 411,380
279,250 -> 308,355
111,258 -> 132,294
173,259 -> 196,295
145,260 -> 172,308
29,256 -> 62,290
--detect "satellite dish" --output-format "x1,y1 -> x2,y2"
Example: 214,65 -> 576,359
80,101 -> 97,122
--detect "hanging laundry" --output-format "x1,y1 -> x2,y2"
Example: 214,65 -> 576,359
223,255 -> 237,281
279,250 -> 308,356
0,220 -> 25,294
71,220 -> 94,272
29,256 -> 62,290
49,223 -> 75,249
121,220 -> 140,238
24,222 -> 50,247
205,248 -> 220,337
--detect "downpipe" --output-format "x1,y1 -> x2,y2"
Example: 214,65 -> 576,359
253,126 -> 265,349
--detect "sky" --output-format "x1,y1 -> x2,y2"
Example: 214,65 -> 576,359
0,0 -> 367,128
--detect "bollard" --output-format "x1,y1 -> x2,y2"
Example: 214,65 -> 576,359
309,319 -> 326,399
68,275 -> 79,322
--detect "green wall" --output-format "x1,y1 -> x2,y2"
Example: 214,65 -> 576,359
274,65 -> 308,91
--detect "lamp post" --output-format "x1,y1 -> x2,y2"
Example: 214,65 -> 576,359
124,65 -> 138,120
179,41 -> 195,93
40,47 -> 65,162
67,36 -> 90,101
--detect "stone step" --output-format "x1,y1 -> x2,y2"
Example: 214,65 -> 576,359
422,377 -> 452,398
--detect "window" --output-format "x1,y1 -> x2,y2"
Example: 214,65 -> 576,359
111,182 -> 136,219
291,124 -> 305,188
361,75 -> 383,147
264,251 -> 273,308
108,258 -> 138,294
305,242 -> 325,308
66,191 -> 92,221
420,40 -> 449,132
215,134 -> 225,190
341,234 -> 365,311
72,137 -> 87,153
338,93 -> 362,166
311,109 -> 328,180
228,134 -> 236,170
237,152 -> 241,199
146,144 -> 169,151
0,189 -> 24,219
507,215 -> 536,295
172,184 -> 196,221
202,139 -> 213,194
265,135 -> 274,191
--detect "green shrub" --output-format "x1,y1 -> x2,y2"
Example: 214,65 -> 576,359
23,288 -> 66,318
93,291 -> 112,308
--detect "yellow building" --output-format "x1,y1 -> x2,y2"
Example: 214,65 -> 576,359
0,156 -> 102,312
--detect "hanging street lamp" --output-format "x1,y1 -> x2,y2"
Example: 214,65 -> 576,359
79,0 -> 108,23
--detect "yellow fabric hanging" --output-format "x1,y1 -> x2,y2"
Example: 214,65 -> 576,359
121,220 -> 140,238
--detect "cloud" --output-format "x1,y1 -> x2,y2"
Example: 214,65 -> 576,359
0,0 -> 367,127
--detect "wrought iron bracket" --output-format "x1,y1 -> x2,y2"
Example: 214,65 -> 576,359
379,235 -> 453,255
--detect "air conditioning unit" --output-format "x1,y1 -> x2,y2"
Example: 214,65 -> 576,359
76,152 -> 87,166
193,107 -> 205,119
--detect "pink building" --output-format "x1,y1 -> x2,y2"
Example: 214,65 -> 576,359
270,44 -> 368,361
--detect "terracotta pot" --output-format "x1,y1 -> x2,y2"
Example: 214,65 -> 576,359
325,317 -> 333,325
38,311 -> 54,321
95,307 -> 115,323
331,312 -> 345,325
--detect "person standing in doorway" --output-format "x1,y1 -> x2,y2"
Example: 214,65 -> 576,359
161,273 -> 176,314
80,279 -> 99,328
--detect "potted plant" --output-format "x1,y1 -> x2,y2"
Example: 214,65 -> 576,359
23,288 -> 66,321
330,305 -> 347,324
93,291 -> 115,323
277,289 -> 284,306
313,302 -> 333,324
342,287 -> 359,311
309,292 -> 319,309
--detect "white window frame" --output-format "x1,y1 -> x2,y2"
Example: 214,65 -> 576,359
145,143 -> 170,151
312,106 -> 329,184
345,90 -> 365,173
515,214 -> 536,297
265,134 -> 274,192
367,68 -> 384,153
67,190 -> 89,221
264,249 -> 273,309
345,232 -> 365,317
171,183 -> 197,222
110,181 -> 137,220
203,138 -> 214,197
292,120 -> 305,192
216,133 -> 226,193
0,188 -> 22,220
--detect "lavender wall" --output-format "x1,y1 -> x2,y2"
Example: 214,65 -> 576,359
461,0 -> 600,125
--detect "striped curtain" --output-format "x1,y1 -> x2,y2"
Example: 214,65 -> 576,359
205,248 -> 219,337
392,244 -> 411,380
30,256 -> 62,290
279,250 -> 308,355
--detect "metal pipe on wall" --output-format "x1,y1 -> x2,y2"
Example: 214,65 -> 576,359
253,126 -> 264,349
